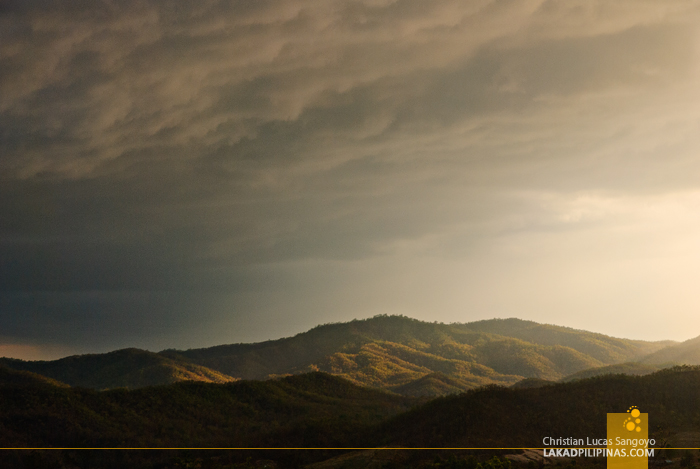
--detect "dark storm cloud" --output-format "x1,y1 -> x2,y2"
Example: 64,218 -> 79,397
2,0 -> 700,355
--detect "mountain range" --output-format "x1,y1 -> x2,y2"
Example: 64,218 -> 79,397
3,316 -> 700,468
1,315 -> 688,395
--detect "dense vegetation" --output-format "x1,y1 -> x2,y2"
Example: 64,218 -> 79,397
4,365 -> 700,468
379,365 -> 700,449
0,367 -> 415,468
0,368 -> 413,449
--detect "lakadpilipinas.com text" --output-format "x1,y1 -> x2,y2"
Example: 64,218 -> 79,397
542,437 -> 656,458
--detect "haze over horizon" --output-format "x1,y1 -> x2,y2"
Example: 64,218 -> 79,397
3,0 -> 700,360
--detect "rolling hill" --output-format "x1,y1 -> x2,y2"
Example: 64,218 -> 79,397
0,364 -> 70,388
0,348 -> 236,389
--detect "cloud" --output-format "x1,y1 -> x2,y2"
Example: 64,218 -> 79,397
2,0 -> 697,177
2,0 -> 700,355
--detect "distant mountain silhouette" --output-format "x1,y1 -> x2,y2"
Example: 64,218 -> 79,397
640,334 -> 700,365
560,335 -> 700,383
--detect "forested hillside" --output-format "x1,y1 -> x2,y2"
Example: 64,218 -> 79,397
0,367 -> 414,463
3,365 -> 700,468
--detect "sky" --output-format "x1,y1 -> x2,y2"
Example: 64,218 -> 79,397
2,0 -> 700,360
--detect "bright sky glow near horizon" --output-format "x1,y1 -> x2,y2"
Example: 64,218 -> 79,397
2,0 -> 700,360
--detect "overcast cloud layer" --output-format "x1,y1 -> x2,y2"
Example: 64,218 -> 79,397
2,0 -> 700,359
